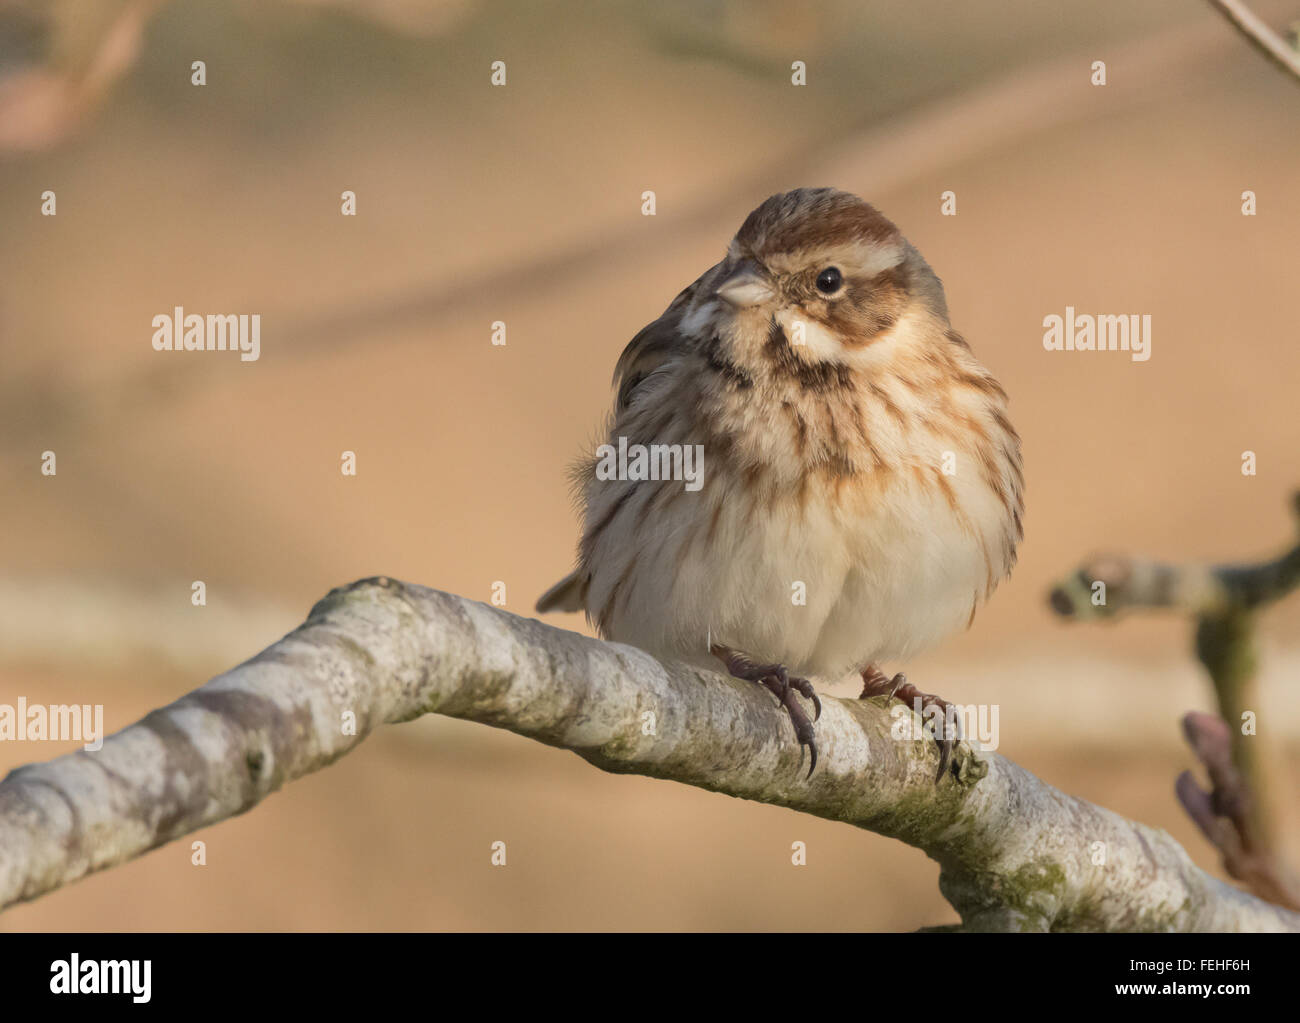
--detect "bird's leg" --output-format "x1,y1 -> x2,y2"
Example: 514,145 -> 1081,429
710,643 -> 821,778
860,667 -> 965,783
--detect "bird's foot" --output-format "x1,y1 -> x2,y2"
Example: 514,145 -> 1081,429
711,643 -> 820,778
860,667 -> 986,785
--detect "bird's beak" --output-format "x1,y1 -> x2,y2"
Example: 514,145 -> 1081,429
716,261 -> 775,308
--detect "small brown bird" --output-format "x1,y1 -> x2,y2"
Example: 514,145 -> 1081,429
538,188 -> 1023,777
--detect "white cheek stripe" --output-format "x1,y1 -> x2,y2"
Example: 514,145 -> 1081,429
776,309 -> 840,359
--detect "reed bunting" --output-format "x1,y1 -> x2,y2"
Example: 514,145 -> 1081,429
538,187 -> 1023,779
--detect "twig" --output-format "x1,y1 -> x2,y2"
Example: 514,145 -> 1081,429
1049,491 -> 1300,903
1177,711 -> 1300,909
2,577 -> 1298,931
1208,0 -> 1300,84
1047,492 -> 1300,620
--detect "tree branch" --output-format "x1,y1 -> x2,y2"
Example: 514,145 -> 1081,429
2,577 -> 1297,931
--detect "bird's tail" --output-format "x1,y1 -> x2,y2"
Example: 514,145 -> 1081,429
535,571 -> 588,614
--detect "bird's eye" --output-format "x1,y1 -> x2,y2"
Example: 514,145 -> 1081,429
815,267 -> 843,294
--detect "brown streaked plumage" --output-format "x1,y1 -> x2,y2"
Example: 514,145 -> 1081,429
537,187 -> 1023,777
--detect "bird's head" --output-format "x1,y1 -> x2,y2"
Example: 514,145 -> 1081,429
706,188 -> 945,376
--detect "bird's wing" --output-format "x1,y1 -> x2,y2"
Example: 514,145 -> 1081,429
539,270 -> 714,615
611,274 -> 707,414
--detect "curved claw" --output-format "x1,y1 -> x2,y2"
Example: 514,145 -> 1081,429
935,705 -> 965,781
789,676 -> 821,722
779,684 -> 818,774
784,691 -> 818,778
761,674 -> 818,779
935,738 -> 953,783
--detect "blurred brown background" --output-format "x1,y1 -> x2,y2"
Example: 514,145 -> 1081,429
2,0 -> 1300,930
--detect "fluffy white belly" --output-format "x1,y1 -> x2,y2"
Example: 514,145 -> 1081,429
595,468 -> 995,681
